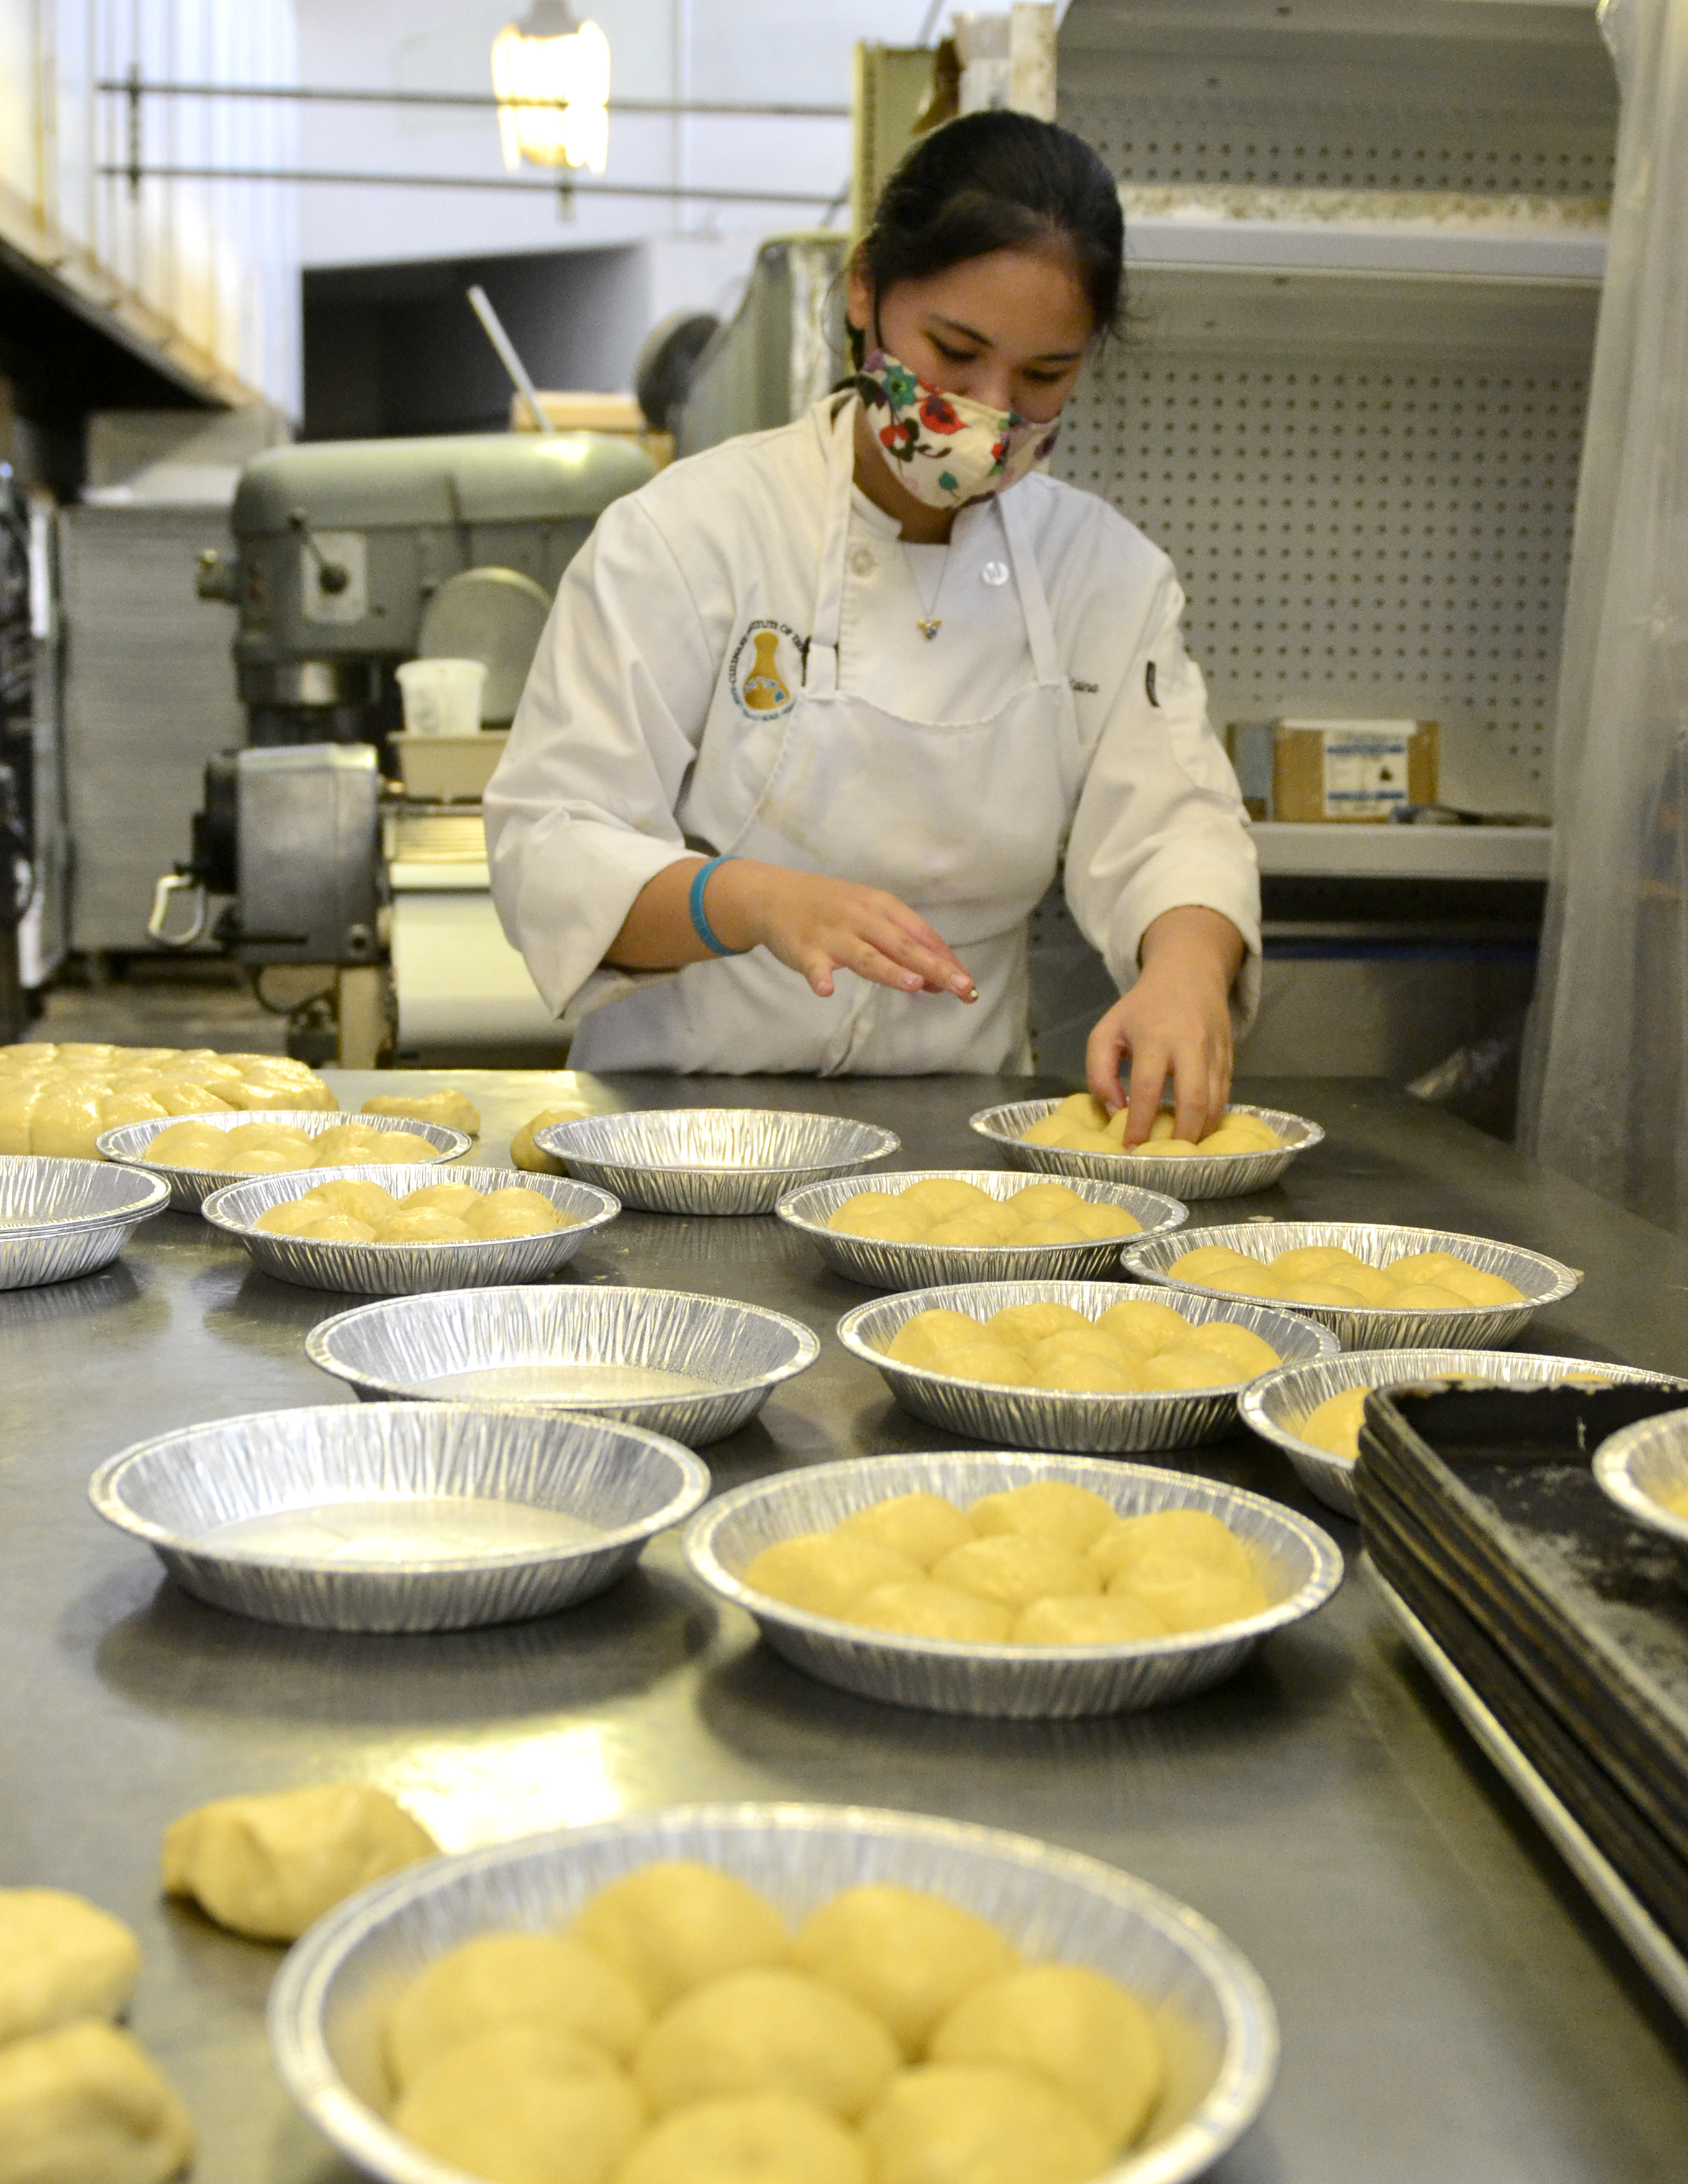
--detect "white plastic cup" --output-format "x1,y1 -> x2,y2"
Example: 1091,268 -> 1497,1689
396,658 -> 487,738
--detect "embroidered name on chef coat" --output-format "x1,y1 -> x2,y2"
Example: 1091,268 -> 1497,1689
728,620 -> 806,719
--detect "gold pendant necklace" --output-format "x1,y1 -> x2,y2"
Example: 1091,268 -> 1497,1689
903,542 -> 949,640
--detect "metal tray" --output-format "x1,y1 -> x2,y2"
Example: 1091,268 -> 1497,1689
969,1098 -> 1323,1199
306,1284 -> 820,1446
201,1166 -> 620,1295
1242,1350 -> 1688,1520
0,1155 -> 170,1290
1370,1566 -> 1688,2027
533,1107 -> 899,1215
685,1451 -> 1344,1718
837,1279 -> 1336,1454
1594,1410 -> 1688,1552
97,1110 -> 472,1213
267,1802 -> 1278,2184
1124,1220 -> 1581,1351
88,1402 -> 709,1634
776,1167 -> 1188,1290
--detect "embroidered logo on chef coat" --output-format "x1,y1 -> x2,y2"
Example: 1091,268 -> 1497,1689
728,620 -> 804,718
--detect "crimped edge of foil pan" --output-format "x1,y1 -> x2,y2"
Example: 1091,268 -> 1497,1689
837,1277 -> 1337,1454
1593,1409 -> 1688,1551
968,1098 -> 1323,1200
776,1168 -> 1190,1290
533,1107 -> 901,1215
0,1154 -> 171,1290
201,1166 -> 620,1295
96,1110 -> 473,1213
1123,1219 -> 1582,1354
684,1449 -> 1344,1717
267,1801 -> 1279,2184
1242,1349 -> 1688,1520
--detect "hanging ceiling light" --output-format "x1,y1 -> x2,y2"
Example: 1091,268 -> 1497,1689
491,1 -> 611,176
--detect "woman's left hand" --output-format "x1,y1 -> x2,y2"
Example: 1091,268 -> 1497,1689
1085,907 -> 1246,1147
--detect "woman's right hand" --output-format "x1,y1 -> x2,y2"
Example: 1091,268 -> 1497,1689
709,861 -> 978,1003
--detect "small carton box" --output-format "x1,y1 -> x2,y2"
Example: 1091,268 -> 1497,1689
1225,719 -> 1439,822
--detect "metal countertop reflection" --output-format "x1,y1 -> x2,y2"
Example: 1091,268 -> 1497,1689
5,1067 -> 1688,2182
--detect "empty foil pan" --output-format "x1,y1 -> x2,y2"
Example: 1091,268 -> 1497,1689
0,1154 -> 168,1290
534,1106 -> 899,1215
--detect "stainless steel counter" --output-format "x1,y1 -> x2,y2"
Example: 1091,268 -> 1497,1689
5,1071 -> 1688,2184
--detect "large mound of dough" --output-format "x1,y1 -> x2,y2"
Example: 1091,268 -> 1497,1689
255,1179 -> 573,1246
512,1104 -> 594,1173
1021,1094 -> 1282,1161
361,1089 -> 480,1136
0,1043 -> 333,1160
1164,1238 -> 1527,1309
827,1177 -> 1141,1249
0,1892 -> 140,2046
386,1931 -> 648,2088
882,1298 -> 1281,1395
930,1963 -> 1164,2145
0,2021 -> 194,2184
569,1863 -> 789,2013
632,1969 -> 898,2119
391,2026 -> 642,2184
791,1885 -> 1019,2055
861,2063 -> 1108,2184
161,1783 -> 438,1941
615,2091 -> 868,2184
143,1118 -> 438,1174
743,1481 -> 1272,1647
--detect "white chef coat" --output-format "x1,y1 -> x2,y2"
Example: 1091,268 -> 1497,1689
484,392 -> 1261,1074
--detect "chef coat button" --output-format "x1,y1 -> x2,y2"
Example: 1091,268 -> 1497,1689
981,560 -> 1010,586
850,546 -> 877,576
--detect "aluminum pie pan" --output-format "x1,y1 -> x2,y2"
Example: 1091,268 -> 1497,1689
87,1400 -> 710,1634
306,1283 -> 820,1445
1594,1408 -> 1688,1551
533,1106 -> 900,1216
96,1110 -> 472,1214
969,1097 -> 1323,1199
776,1168 -> 1190,1290
0,1156 -> 170,1291
1241,1349 -> 1688,1521
838,1279 -> 1336,1454
1123,1220 -> 1582,1353
686,1450 -> 1345,1718
268,1801 -> 1278,2184
201,1166 -> 620,1295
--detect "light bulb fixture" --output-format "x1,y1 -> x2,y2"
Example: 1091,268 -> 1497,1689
491,1 -> 610,176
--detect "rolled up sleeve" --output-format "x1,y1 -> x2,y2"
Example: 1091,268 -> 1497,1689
1064,571 -> 1263,1033
483,500 -> 718,1019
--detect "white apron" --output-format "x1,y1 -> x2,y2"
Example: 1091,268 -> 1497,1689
571,401 -> 1085,1076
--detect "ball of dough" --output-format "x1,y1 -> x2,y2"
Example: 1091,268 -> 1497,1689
1005,1184 -> 1086,1219
0,1892 -> 140,2046
1268,1246 -> 1356,1282
633,1968 -> 897,2120
932,1536 -> 1100,1613
1300,1386 -> 1369,1461
1189,1261 -> 1284,1298
570,1863 -> 787,2013
828,1195 -> 928,1243
512,1105 -> 591,1173
1025,1331 -> 1135,1377
393,2033 -> 642,2184
1185,1323 -> 1282,1377
297,1213 -> 378,1244
922,1213 -> 1012,1249
1279,1279 -> 1369,1308
1009,1219 -> 1086,1246
837,1493 -> 974,1567
791,1885 -> 1020,2055
884,1312 -> 989,1369
861,2064 -> 1107,2184
397,1182 -> 482,1217
1139,1344 -> 1246,1392
1110,1551 -> 1271,1634
222,1146 -> 302,1176
846,1581 -> 1011,1644
1388,1256 -> 1524,1307
467,1191 -> 566,1240
363,1089 -> 481,1136
1089,1508 -> 1255,1587
1010,1594 -> 1169,1646
255,1200 -> 327,1237
373,1209 -> 478,1245
1096,1299 -> 1191,1356
1068,1202 -> 1141,1239
967,1483 -> 1118,1555
931,1962 -> 1164,2146
986,1303 -> 1090,1348
922,1341 -> 1035,1388
1028,1355 -> 1144,1393
225,1123 -> 313,1157
898,1178 -> 991,1218
142,1122 -> 231,1167
386,1931 -> 650,2085
1385,1281 -> 1471,1311
0,2022 -> 194,2184
160,1782 -> 438,1942
305,1179 -> 399,1223
615,2092 -> 868,2184
743,1534 -> 922,1620
1165,1246 -> 1260,1283
1020,1116 -> 1079,1146
1056,1093 -> 1108,1125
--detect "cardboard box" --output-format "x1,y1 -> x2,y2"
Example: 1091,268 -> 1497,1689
1225,719 -> 1439,822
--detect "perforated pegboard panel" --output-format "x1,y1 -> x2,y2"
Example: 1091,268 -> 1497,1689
1054,350 -> 1589,809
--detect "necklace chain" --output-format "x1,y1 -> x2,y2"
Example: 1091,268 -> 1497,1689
902,541 -> 948,640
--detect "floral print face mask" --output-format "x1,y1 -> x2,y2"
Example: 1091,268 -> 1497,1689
856,348 -> 1063,510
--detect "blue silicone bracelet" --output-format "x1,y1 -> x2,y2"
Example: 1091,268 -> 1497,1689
688,855 -> 746,957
